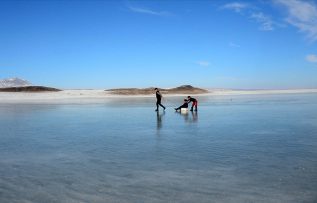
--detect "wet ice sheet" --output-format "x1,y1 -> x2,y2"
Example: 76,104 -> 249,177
0,94 -> 317,202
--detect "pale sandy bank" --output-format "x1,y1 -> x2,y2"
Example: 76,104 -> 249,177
0,89 -> 317,104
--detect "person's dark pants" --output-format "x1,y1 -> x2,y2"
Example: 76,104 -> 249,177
156,100 -> 165,110
175,104 -> 187,111
190,101 -> 198,111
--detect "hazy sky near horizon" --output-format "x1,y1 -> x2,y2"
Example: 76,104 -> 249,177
1,0 -> 317,89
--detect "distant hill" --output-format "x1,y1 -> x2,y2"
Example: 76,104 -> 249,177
106,85 -> 209,95
0,77 -> 31,88
167,85 -> 209,94
0,86 -> 61,92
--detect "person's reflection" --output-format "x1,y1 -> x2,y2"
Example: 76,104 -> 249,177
156,111 -> 165,131
182,111 -> 189,122
191,111 -> 198,123
175,110 -> 198,123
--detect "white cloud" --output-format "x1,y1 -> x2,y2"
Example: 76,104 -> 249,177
196,61 -> 210,67
221,2 -> 275,31
128,6 -> 172,17
275,0 -> 317,42
250,12 -> 274,31
306,54 -> 317,63
221,2 -> 249,13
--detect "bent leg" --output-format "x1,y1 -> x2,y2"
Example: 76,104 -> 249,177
190,104 -> 194,111
194,101 -> 198,111
159,103 -> 166,110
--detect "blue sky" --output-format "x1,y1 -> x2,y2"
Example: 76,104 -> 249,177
0,0 -> 317,89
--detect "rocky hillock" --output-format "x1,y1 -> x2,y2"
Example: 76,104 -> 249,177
0,86 -> 61,92
106,85 -> 208,95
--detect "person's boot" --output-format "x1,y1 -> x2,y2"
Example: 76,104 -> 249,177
190,107 -> 193,111
195,106 -> 197,111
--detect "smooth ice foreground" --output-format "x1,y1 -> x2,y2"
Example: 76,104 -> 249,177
0,94 -> 317,203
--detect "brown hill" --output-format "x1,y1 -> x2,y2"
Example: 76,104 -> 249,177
167,85 -> 208,94
106,85 -> 208,95
0,86 -> 61,92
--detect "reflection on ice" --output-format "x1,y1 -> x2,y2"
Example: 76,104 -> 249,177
156,111 -> 165,131
0,93 -> 317,202
175,111 -> 198,124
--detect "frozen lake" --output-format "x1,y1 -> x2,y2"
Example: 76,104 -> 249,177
0,93 -> 317,202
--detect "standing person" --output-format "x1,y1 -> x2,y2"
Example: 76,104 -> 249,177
155,88 -> 166,111
187,96 -> 198,111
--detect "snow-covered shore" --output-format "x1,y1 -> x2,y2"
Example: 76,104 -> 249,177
1,89 -> 317,104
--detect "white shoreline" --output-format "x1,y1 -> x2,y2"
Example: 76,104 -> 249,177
0,89 -> 317,103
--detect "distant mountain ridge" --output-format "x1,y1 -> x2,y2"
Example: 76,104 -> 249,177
106,85 -> 209,95
0,77 -> 31,88
0,77 -> 61,92
0,86 -> 61,92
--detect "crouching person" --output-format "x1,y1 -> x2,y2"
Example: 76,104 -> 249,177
187,96 -> 198,111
